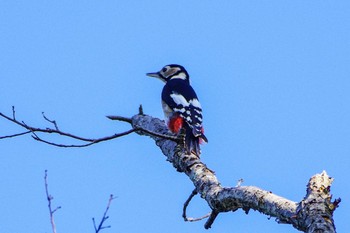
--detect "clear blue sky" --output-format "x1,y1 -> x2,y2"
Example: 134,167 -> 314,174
1,1 -> 349,232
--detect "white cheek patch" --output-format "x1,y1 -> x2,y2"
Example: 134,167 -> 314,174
169,72 -> 187,80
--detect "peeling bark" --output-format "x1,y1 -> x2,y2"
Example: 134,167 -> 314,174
296,172 -> 340,232
131,114 -> 340,232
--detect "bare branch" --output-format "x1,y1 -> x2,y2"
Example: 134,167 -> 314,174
31,128 -> 137,148
204,211 -> 219,229
138,104 -> 144,115
0,131 -> 31,139
0,108 -> 341,231
44,170 -> 61,233
93,194 -> 116,233
12,106 -> 16,120
107,114 -> 180,141
106,115 -> 132,124
183,189 -> 211,222
42,112 -> 59,130
131,114 -> 340,232
295,171 -> 341,232
1,107 -> 178,147
0,108 -> 137,147
235,178 -> 244,187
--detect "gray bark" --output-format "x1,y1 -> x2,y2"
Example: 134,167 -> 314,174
131,114 -> 339,232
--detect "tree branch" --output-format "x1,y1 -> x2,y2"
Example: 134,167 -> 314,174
42,112 -> 59,130
182,189 -> 211,222
0,110 -> 133,144
0,108 -> 341,232
0,131 -> 31,139
31,128 -> 137,148
131,114 -> 340,232
0,107 -> 178,147
44,170 -> 61,233
93,194 -> 116,233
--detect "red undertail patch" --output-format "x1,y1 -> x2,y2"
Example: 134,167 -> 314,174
168,116 -> 183,133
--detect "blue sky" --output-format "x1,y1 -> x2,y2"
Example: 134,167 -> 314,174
1,1 -> 349,232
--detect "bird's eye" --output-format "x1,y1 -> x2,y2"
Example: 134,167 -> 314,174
162,67 -> 168,73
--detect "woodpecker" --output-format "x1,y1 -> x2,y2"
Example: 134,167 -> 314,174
147,64 -> 208,156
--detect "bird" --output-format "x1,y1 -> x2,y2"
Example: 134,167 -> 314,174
147,64 -> 208,156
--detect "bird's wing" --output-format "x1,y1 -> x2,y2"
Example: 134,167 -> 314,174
162,80 -> 203,136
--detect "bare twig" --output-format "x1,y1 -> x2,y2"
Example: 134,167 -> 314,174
138,104 -> 144,115
31,128 -> 137,148
12,106 -> 16,120
236,178 -> 244,187
0,131 -> 31,139
44,170 -> 61,233
0,109 -> 137,147
106,115 -> 132,124
42,112 -> 59,130
93,194 -> 116,233
183,189 -> 211,222
1,107 -> 180,146
107,113 -> 180,142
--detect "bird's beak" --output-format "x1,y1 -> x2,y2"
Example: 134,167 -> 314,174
146,72 -> 160,78
146,71 -> 166,82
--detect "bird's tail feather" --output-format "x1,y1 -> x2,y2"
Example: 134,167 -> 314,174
184,125 -> 207,156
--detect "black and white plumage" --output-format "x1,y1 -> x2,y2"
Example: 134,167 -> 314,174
147,64 -> 208,156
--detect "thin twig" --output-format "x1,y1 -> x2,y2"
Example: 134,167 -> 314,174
1,107 -> 180,147
236,178 -> 244,187
106,115 -> 132,124
183,189 -> 211,222
1,111 -> 119,142
44,170 -> 61,233
0,109 -> 137,147
183,189 -> 198,221
107,112 -> 180,141
12,106 -> 16,120
138,104 -> 144,115
32,129 -> 137,148
0,131 -> 31,139
42,112 -> 59,130
108,113 -> 180,141
93,194 -> 116,233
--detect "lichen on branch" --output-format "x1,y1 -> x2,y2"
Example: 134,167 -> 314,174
131,114 -> 340,232
0,108 -> 340,232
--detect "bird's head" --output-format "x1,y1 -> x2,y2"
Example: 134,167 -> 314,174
147,64 -> 189,83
